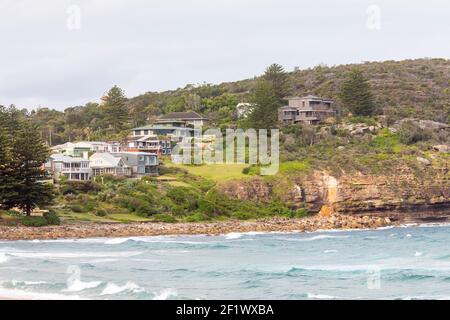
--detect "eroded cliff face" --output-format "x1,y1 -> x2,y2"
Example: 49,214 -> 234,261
218,169 -> 450,222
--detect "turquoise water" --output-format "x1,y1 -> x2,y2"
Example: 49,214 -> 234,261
1,224 -> 450,300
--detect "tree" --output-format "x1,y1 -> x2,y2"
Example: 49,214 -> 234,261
263,63 -> 290,105
247,80 -> 279,129
246,64 -> 290,129
0,126 -> 16,207
339,69 -> 376,116
102,86 -> 129,133
3,121 -> 54,216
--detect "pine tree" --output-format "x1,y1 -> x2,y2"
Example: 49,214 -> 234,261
102,86 -> 129,133
263,63 -> 290,105
246,64 -> 290,129
4,121 -> 54,216
0,126 -> 16,208
339,69 -> 376,116
248,80 -> 279,129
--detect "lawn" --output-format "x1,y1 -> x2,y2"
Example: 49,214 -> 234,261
165,162 -> 249,182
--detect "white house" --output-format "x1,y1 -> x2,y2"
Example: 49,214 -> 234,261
89,153 -> 132,177
51,141 -> 122,157
45,154 -> 92,181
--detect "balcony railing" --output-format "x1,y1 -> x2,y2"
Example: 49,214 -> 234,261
61,167 -> 91,172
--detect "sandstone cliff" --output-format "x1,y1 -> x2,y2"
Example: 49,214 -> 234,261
218,168 -> 450,223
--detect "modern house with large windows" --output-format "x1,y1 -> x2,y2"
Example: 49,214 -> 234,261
45,154 -> 92,181
278,95 -> 337,125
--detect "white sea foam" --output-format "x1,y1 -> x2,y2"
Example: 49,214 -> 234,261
225,233 -> 243,240
7,251 -> 143,259
414,252 -> 423,257
100,281 -> 143,295
104,238 -> 130,245
283,235 -> 350,242
63,279 -> 102,292
0,253 -> 9,264
307,293 -> 340,299
0,285 -> 81,300
153,288 -> 178,300
10,280 -> 47,286
323,250 -> 338,253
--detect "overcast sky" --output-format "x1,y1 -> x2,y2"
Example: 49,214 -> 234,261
0,0 -> 449,110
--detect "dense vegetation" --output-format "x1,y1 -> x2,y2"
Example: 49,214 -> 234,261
0,106 -> 55,218
5,58 -> 447,145
48,169 -> 307,224
0,58 -> 449,226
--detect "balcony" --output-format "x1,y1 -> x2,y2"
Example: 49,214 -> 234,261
61,167 -> 91,173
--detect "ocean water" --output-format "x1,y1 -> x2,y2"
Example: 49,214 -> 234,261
1,224 -> 450,300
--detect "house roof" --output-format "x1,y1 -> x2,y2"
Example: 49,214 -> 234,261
288,95 -> 333,102
132,124 -> 195,131
114,151 -> 158,156
50,154 -> 88,163
157,111 -> 207,120
52,141 -> 118,150
89,153 -> 125,168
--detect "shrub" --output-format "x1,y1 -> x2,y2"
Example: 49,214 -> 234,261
69,204 -> 85,213
197,190 -> 234,217
346,116 -> 378,126
265,202 -> 294,216
242,165 -> 260,175
21,216 -> 48,227
398,121 -> 431,145
95,209 -> 108,217
166,187 -> 200,211
152,214 -> 177,223
60,181 -> 101,195
231,211 -> 257,220
44,210 -> 61,225
370,129 -> 402,153
286,208 -> 309,218
135,204 -> 160,217
185,212 -> 210,222
116,196 -> 149,213
279,161 -> 310,174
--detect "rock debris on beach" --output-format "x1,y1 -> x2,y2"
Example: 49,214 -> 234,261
0,214 -> 393,241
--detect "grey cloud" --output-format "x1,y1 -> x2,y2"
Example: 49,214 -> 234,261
0,0 -> 449,110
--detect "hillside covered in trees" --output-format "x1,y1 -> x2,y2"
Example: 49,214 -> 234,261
8,58 -> 448,146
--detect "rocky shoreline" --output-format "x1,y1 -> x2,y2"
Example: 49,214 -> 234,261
0,213 -> 394,241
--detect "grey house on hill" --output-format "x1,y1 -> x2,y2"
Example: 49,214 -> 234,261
156,111 -> 208,127
278,95 -> 337,125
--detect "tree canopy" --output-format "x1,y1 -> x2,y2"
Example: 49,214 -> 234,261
339,69 -> 376,116
0,107 -> 54,215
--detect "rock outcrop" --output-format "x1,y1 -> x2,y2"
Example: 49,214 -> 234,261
219,169 -> 450,223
